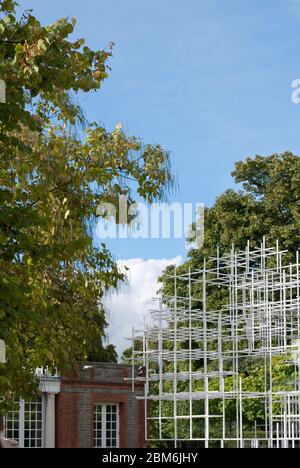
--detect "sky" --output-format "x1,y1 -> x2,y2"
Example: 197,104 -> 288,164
106,256 -> 181,355
19,0 -> 300,353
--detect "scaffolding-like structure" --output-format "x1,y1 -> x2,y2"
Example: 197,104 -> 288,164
131,240 -> 300,448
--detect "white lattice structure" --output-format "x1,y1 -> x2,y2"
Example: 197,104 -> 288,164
131,240 -> 300,448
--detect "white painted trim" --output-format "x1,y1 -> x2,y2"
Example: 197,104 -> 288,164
19,400 -> 25,449
0,80 -> 6,104
0,340 -> 6,363
95,404 -> 120,448
116,404 -> 120,449
101,404 -> 106,448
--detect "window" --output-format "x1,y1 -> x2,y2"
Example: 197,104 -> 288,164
5,401 -> 20,442
5,399 -> 43,448
94,404 -> 119,448
24,400 -> 43,448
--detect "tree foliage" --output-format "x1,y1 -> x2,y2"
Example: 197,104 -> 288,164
0,0 -> 173,406
158,152 -> 300,443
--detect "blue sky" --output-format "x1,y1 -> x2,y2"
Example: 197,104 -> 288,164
21,0 -> 300,261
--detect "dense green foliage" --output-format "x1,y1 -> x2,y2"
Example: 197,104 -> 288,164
157,152 -> 300,443
0,0 -> 173,406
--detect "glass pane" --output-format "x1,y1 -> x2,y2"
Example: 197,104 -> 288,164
94,405 -> 103,448
94,404 -> 119,448
24,399 -> 43,448
5,401 -> 20,442
106,405 -> 118,448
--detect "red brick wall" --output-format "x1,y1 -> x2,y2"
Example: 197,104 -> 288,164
55,364 -> 146,448
139,399 -> 147,448
56,391 -> 80,448
89,393 -> 128,448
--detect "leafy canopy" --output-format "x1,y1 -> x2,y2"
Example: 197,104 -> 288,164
156,152 -> 300,442
0,0 -> 173,406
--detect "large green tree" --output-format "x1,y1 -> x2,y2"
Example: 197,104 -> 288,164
0,0 -> 173,406
162,151 -> 300,297
157,152 -> 300,444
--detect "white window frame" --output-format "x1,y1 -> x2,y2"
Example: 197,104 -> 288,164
5,398 -> 43,448
94,404 -> 120,448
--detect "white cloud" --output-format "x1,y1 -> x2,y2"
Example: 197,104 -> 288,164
104,256 -> 182,358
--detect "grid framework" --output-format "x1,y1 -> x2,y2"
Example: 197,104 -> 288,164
131,240 -> 300,448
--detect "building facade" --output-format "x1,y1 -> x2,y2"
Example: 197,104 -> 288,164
5,363 -> 147,449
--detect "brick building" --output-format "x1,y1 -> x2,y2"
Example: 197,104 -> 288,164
56,362 -> 146,448
4,363 -> 147,449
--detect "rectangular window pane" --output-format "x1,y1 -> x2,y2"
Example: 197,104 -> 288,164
5,398 -> 43,448
106,405 -> 118,448
94,404 -> 119,448
5,402 -> 20,442
24,400 -> 43,448
94,405 -> 103,448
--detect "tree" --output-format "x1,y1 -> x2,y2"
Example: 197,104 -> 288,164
0,0 -> 173,407
162,152 -> 300,296
157,152 -> 300,443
